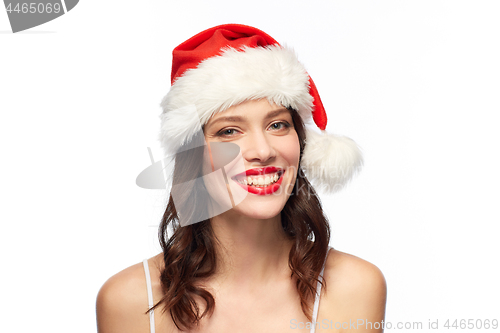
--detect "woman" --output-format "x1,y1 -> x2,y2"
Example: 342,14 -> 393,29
96,24 -> 387,333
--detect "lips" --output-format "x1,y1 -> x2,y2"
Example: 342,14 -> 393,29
231,167 -> 285,195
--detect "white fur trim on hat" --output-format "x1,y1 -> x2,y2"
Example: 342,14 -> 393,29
302,129 -> 364,193
159,45 -> 313,156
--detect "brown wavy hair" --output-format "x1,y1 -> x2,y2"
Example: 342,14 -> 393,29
148,108 -> 331,331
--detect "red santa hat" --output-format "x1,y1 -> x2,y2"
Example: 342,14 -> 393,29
159,24 -> 363,193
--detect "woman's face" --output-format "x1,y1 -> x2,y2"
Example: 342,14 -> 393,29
203,99 -> 301,220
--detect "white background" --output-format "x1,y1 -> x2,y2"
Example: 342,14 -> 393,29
1,1 -> 499,332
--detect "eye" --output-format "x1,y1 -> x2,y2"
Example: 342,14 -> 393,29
269,121 -> 290,131
216,128 -> 240,137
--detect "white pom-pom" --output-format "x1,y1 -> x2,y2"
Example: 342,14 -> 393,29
302,129 -> 364,193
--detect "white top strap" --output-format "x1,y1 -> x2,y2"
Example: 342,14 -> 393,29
310,246 -> 332,333
142,259 -> 156,333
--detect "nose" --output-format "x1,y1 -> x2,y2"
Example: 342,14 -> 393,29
241,130 -> 277,163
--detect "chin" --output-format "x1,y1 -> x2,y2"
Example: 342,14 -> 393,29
231,194 -> 289,220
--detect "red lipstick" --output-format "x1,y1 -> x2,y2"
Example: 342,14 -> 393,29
231,167 -> 285,195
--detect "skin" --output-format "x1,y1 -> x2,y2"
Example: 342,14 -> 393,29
96,99 -> 387,333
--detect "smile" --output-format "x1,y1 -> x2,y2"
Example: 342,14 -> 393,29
231,167 -> 285,195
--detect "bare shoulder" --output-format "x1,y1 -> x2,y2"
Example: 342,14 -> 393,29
325,249 -> 386,292
96,259 -> 154,333
319,249 -> 387,331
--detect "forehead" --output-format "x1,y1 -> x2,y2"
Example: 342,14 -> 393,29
206,99 -> 290,125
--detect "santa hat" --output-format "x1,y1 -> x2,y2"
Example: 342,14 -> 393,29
159,24 -> 363,193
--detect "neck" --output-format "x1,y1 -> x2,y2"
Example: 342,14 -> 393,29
209,210 -> 294,289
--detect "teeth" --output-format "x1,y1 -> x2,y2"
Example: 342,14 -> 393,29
237,172 -> 281,187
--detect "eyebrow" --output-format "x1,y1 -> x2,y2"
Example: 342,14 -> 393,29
207,107 -> 290,128
265,108 -> 290,119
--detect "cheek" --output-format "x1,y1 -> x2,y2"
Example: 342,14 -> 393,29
279,132 -> 301,168
202,145 -> 213,174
